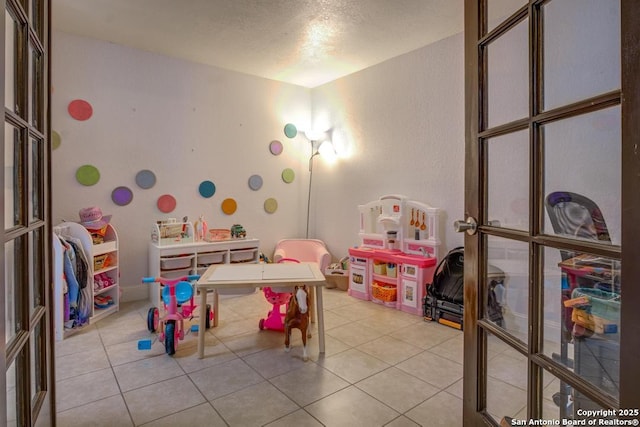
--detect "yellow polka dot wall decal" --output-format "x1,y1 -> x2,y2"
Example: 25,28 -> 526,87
52,131 -> 61,150
76,165 -> 100,186
264,198 -> 278,214
221,198 -> 237,215
281,168 -> 295,183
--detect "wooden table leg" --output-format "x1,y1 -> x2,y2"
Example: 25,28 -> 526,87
316,286 -> 325,353
198,289 -> 207,359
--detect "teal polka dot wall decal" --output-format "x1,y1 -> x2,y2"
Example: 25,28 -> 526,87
199,180 -> 216,198
284,123 -> 297,138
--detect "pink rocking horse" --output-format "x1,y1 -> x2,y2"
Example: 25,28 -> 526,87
284,285 -> 310,361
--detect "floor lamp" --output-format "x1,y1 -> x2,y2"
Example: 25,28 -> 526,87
304,130 -> 333,239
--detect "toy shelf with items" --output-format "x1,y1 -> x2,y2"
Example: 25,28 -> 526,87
349,194 -> 440,315
151,219 -> 194,246
53,221 -> 120,340
148,238 -> 260,308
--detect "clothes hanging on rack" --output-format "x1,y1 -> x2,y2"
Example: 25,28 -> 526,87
56,233 -> 91,328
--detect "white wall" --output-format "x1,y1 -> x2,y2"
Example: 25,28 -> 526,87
52,32 -> 313,300
52,31 -> 467,301
309,33 -> 466,258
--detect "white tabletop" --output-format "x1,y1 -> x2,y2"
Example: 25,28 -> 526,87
197,262 -> 326,288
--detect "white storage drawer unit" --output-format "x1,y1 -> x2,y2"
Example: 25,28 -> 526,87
149,238 -> 260,307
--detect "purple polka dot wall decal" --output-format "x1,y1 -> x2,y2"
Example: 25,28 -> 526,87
68,99 -> 93,121
112,186 -> 133,206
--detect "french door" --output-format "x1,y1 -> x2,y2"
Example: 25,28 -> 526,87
463,0 -> 640,425
2,0 -> 54,425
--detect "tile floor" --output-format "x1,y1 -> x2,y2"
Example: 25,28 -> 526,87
55,288 -> 471,426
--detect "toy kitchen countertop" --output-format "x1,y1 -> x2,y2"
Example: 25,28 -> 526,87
349,247 -> 436,268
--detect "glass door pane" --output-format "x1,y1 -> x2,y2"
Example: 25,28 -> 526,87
487,130 -> 529,231
543,0 -> 621,110
543,107 -> 621,245
487,17 -> 529,129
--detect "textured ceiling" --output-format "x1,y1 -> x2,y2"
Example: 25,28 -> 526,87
52,0 -> 465,88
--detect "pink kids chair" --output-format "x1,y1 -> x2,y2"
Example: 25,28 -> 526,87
272,239 -> 331,322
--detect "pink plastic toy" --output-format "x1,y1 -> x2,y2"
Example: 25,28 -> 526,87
258,258 -> 299,331
138,274 -> 212,355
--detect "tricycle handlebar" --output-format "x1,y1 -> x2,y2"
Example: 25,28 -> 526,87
141,274 -> 200,285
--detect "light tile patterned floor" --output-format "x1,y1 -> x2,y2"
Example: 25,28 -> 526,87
55,288 -> 468,426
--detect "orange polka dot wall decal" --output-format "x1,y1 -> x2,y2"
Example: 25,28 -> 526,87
157,194 -> 177,213
75,164 -> 100,186
68,99 -> 93,121
221,198 -> 237,215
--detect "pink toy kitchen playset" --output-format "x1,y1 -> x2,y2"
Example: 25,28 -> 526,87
348,195 -> 441,315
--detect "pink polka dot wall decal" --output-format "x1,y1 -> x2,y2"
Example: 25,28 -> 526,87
157,194 -> 177,213
68,99 -> 93,121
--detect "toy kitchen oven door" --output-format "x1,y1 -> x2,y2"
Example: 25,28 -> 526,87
348,254 -> 369,300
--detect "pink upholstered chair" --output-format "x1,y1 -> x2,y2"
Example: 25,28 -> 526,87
273,239 -> 331,322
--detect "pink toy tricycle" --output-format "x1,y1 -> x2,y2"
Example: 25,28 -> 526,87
138,274 -> 212,355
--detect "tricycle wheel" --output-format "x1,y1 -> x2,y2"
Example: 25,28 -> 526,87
165,320 -> 177,355
205,304 -> 212,329
147,307 -> 159,332
259,318 -> 265,330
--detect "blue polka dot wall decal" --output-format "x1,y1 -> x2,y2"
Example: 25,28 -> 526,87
199,180 -> 216,198
135,170 -> 156,189
284,123 -> 297,138
248,175 -> 263,191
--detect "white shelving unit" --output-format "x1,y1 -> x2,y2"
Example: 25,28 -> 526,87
148,238 -> 260,308
53,222 -> 120,340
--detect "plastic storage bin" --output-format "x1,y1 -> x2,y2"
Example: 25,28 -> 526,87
197,251 -> 225,265
373,262 -> 386,275
160,254 -> 194,270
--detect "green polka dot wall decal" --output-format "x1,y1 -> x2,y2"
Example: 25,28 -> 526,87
281,168 -> 295,183
76,165 -> 100,186
52,131 -> 61,150
284,123 -> 297,138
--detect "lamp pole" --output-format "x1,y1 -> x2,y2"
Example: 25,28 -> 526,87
306,140 -> 321,239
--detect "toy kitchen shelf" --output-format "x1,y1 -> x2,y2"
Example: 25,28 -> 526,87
348,194 -> 441,315
148,237 -> 260,308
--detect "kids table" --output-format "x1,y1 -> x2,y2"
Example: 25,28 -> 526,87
196,262 -> 327,359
